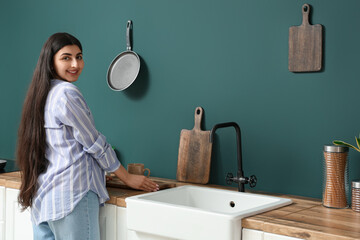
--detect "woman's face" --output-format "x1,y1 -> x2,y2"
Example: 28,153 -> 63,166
53,44 -> 84,82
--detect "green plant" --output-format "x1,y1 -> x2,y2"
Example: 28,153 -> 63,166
333,135 -> 360,152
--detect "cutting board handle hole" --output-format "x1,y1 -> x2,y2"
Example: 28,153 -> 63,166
303,5 -> 308,12
229,201 -> 235,208
196,109 -> 201,115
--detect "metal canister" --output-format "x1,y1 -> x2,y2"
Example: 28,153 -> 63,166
323,145 -> 349,208
352,180 -> 360,212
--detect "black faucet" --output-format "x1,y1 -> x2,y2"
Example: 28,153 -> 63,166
210,122 -> 257,192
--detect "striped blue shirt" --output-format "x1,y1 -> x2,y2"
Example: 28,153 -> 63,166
31,79 -> 120,225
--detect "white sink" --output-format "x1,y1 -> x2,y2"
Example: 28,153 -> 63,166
126,185 -> 292,240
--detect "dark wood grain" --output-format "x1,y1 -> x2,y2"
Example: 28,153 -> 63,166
176,107 -> 212,184
289,4 -> 323,72
106,178 -> 176,190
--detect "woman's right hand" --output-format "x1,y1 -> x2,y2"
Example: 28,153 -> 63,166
125,173 -> 159,192
112,165 -> 159,192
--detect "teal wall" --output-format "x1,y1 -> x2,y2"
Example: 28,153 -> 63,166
1,0 -> 360,199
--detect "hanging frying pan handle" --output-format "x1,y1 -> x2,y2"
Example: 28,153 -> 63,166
126,20 -> 132,51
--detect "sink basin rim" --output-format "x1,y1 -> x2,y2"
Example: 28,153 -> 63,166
126,185 -> 293,240
126,185 -> 292,219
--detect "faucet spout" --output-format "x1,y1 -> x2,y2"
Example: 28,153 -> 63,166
210,122 -> 243,182
210,122 -> 257,192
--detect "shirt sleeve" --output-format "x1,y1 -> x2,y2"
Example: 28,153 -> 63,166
54,85 -> 120,172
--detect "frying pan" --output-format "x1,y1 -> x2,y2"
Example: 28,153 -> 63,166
107,20 -> 140,91
0,159 -> 7,170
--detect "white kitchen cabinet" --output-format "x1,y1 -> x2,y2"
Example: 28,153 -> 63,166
264,232 -> 304,240
242,228 -> 304,240
99,204 -> 129,240
5,188 -> 33,240
127,230 -> 173,240
242,228 -> 264,240
99,203 -> 117,240
117,206 -> 128,240
0,186 -> 5,240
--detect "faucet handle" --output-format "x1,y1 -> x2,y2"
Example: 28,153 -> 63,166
226,172 -> 234,185
248,175 -> 257,188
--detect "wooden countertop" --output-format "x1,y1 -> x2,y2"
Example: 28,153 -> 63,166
1,172 -> 360,239
0,171 -> 21,189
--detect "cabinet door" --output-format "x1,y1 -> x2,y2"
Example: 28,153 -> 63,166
0,186 -> 5,240
242,228 -> 264,240
5,188 -> 33,240
99,204 -> 117,240
117,206 -> 127,240
264,232 -> 304,240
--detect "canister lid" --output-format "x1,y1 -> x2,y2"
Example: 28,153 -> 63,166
353,179 -> 360,189
324,145 -> 349,153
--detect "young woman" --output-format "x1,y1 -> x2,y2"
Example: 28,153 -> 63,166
16,32 -> 159,240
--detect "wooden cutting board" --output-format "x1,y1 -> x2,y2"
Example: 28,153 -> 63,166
106,178 -> 176,190
288,4 -> 323,72
176,107 -> 212,184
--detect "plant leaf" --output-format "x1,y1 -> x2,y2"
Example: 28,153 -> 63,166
333,140 -> 360,152
356,136 -> 360,150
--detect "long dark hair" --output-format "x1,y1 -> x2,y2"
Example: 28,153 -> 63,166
17,32 -> 82,210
